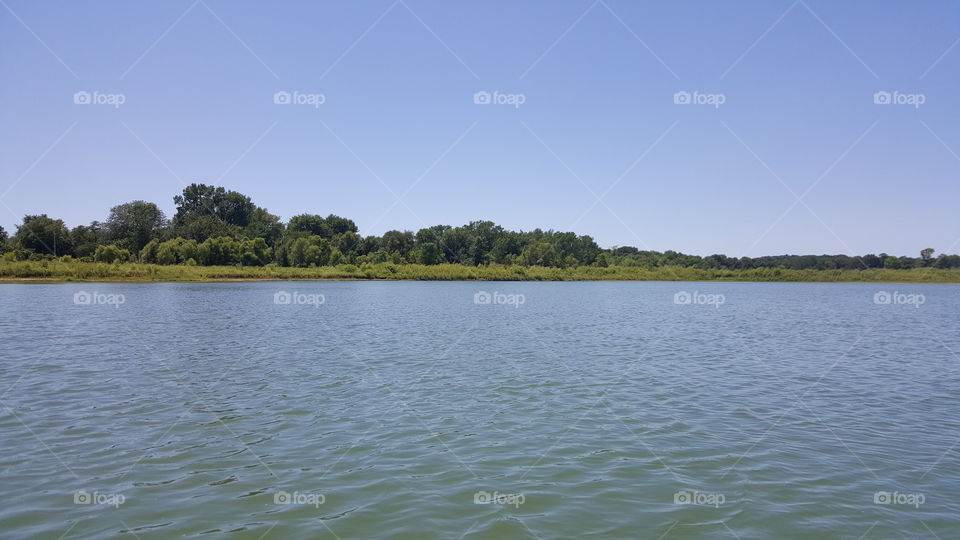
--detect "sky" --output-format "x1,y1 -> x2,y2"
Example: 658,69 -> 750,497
0,0 -> 958,257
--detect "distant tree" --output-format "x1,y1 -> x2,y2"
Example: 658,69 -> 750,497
324,215 -> 358,236
417,242 -> 441,265
287,214 -> 330,237
173,184 -> 256,229
70,222 -> 105,258
243,207 -> 284,246
105,201 -> 167,252
15,215 -> 72,255
0,225 -> 8,252
921,248 -> 935,266
93,245 -> 131,263
520,242 -> 560,267
381,230 -> 414,257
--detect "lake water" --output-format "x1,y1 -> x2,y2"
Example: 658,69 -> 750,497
1,281 -> 958,539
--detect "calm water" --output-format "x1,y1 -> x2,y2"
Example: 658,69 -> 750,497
1,281 -> 958,539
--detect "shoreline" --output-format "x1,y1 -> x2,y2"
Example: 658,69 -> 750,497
2,261 -> 959,285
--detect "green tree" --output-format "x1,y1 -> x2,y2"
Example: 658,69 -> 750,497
70,222 -> 105,258
105,200 -> 167,252
921,248 -> 935,266
93,244 -> 131,263
15,215 -> 72,255
287,214 -> 330,237
173,184 -> 256,227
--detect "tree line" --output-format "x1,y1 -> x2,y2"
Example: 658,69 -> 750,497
1,183 -> 954,270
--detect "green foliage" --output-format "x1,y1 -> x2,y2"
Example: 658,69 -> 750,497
105,200 -> 167,252
7,183 -> 956,275
15,215 -> 72,256
93,244 -> 132,263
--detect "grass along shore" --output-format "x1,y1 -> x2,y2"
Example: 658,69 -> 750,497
1,260 -> 959,283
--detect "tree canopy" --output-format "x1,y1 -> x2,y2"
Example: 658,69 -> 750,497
2,184 -> 954,271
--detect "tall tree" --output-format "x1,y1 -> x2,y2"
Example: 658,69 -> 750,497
105,201 -> 167,252
15,215 -> 72,256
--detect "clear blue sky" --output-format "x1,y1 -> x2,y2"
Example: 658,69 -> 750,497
1,0 -> 957,257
